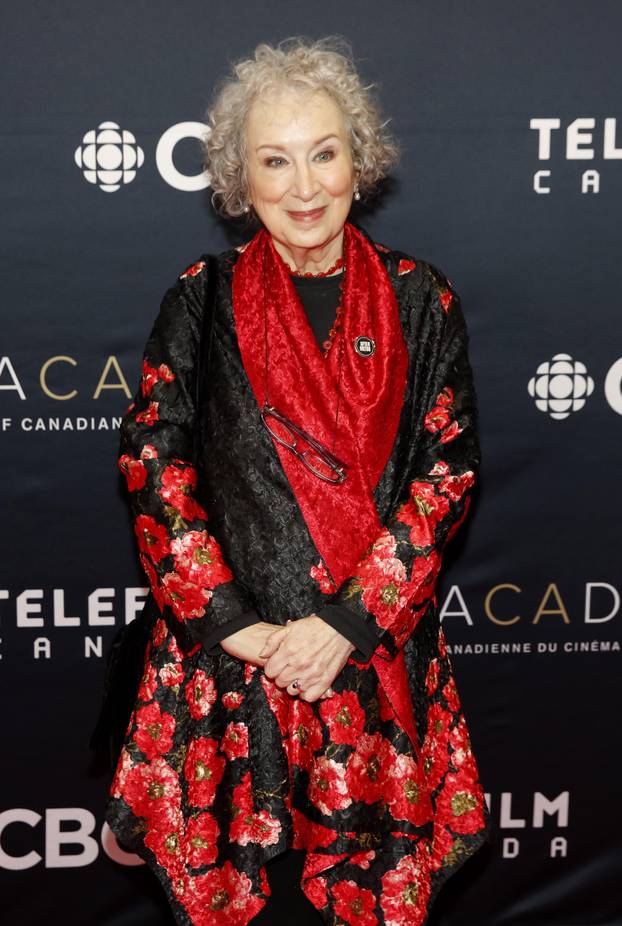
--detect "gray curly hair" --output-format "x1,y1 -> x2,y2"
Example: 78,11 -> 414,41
201,36 -> 400,219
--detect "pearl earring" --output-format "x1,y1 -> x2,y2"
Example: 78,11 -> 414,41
354,186 -> 361,201
243,205 -> 250,213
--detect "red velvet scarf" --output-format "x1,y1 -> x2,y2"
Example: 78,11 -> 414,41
232,221 -> 419,750
232,221 -> 409,585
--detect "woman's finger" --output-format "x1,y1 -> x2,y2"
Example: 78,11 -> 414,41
258,626 -> 288,659
300,682 -> 334,703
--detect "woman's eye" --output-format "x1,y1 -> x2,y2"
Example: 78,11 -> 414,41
264,149 -> 335,167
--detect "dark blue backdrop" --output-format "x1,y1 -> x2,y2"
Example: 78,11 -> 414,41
1,2 -> 620,923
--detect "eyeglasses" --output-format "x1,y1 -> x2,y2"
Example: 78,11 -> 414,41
260,401 -> 349,484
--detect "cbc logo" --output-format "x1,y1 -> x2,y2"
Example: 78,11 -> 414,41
74,120 -> 211,193
528,353 -> 622,419
528,353 -> 594,419
74,121 -> 145,193
0,808 -> 142,869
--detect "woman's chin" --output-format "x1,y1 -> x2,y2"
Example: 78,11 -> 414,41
278,219 -> 344,249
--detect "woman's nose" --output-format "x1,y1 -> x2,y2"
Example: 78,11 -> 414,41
292,163 -> 316,201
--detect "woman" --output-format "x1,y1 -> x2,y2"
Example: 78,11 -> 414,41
104,36 -> 493,926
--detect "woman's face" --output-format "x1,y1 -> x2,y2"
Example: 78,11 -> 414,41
245,88 -> 355,256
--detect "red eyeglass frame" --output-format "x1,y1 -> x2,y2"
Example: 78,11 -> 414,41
260,401 -> 349,485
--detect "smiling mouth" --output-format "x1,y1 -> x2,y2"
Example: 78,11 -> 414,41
287,206 -> 327,220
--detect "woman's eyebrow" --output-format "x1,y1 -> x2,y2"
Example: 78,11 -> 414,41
256,134 -> 340,152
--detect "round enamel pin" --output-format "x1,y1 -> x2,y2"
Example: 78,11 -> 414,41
354,335 -> 376,357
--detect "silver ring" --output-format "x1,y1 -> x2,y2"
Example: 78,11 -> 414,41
291,678 -> 300,690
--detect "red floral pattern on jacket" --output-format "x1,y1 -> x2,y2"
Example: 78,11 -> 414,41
105,239 -> 493,925
328,274 -> 480,663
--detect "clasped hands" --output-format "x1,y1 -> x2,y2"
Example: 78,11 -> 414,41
219,614 -> 355,703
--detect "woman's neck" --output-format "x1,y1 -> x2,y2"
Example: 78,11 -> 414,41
270,228 -> 345,275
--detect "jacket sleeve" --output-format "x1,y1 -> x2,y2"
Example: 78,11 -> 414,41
117,260 -> 260,655
316,603 -> 379,663
326,265 -> 481,662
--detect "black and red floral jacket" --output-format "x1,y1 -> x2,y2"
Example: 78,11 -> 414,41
105,226 -> 493,926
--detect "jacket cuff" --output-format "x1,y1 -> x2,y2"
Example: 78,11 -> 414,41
317,604 -> 377,663
200,609 -> 260,655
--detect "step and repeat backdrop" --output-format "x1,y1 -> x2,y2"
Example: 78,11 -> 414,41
1,1 -> 620,924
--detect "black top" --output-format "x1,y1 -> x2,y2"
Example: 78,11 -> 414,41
204,269 -> 378,663
290,269 -> 343,350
